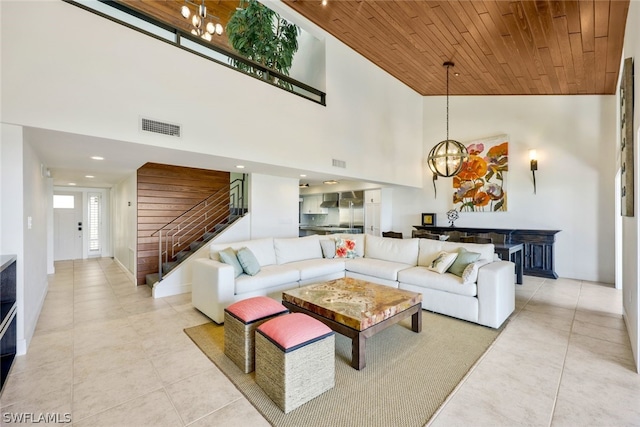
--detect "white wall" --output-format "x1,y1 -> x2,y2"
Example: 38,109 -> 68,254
249,174 -> 299,239
21,137 -> 50,352
1,124 -> 25,354
288,26 -> 326,92
620,0 -> 639,373
1,124 -> 49,355
1,0 -> 423,189
389,95 -> 617,283
113,174 -> 137,276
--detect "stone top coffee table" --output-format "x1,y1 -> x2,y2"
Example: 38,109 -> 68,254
282,277 -> 422,370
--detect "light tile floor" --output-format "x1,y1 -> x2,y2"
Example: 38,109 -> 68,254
0,258 -> 638,426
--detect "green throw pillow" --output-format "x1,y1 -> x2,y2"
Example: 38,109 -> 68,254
447,247 -> 481,277
236,247 -> 261,276
218,247 -> 243,278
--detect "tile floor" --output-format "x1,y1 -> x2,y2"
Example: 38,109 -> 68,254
0,258 -> 638,426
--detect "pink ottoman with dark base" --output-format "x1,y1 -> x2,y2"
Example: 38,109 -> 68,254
255,313 -> 335,413
224,296 -> 288,373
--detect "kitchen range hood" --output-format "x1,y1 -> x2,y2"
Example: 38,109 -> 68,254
339,191 -> 364,208
319,193 -> 339,208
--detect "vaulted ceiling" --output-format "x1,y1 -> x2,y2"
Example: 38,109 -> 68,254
119,0 -> 630,96
284,0 -> 630,96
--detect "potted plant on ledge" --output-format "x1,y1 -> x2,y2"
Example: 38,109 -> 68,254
226,0 -> 300,89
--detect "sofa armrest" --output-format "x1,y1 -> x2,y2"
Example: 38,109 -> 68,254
476,260 -> 515,328
192,258 -> 235,324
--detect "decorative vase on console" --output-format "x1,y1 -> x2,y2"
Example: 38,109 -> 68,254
446,209 -> 459,227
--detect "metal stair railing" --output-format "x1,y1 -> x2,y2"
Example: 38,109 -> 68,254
151,176 -> 246,282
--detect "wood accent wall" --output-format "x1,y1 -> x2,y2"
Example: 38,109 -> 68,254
137,163 -> 230,286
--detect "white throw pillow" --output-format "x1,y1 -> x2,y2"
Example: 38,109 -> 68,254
426,251 -> 458,274
461,259 -> 492,284
320,239 -> 336,259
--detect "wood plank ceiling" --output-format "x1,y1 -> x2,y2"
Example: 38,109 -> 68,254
119,0 -> 630,96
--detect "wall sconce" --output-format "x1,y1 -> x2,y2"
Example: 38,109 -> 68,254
529,149 -> 538,194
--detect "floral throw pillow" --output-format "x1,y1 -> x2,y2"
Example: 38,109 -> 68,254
335,238 -> 357,259
426,251 -> 458,274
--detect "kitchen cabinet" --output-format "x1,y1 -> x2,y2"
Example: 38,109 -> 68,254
364,189 -> 382,236
301,195 -> 327,214
1,255 -> 17,393
364,189 -> 381,204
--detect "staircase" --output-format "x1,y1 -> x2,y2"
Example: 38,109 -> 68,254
146,176 -> 246,288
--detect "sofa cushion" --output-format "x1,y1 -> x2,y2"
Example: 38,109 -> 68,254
237,247 -> 261,276
320,239 -> 336,259
286,258 -> 346,281
219,247 -> 243,278
365,235 -> 419,265
274,235 -> 323,264
333,234 -> 365,257
441,241 -> 495,264
397,267 -> 477,297
426,251 -> 458,274
335,238 -> 357,258
447,248 -> 481,277
235,264 -> 300,295
345,257 -> 413,281
417,239 -> 445,267
210,237 -> 276,267
461,259 -> 492,284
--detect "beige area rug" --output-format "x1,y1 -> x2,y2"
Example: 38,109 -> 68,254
185,312 -> 502,427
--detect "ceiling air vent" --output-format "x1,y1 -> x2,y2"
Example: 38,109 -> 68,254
140,117 -> 181,138
332,159 -> 346,168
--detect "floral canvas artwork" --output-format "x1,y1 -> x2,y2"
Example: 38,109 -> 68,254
453,135 -> 508,212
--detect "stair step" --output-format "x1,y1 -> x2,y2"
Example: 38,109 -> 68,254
175,250 -> 192,262
190,241 -> 205,252
162,261 -> 178,273
145,273 -> 159,288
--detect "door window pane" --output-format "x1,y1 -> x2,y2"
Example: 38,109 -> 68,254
53,195 -> 74,209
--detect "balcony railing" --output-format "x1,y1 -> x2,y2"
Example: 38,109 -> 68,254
64,0 -> 326,105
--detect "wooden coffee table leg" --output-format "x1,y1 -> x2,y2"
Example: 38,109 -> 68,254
353,333 -> 366,370
412,309 -> 422,333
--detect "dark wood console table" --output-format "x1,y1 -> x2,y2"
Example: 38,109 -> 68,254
413,226 -> 560,279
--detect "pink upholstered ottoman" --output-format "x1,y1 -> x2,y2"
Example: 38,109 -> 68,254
224,296 -> 288,373
255,313 -> 335,413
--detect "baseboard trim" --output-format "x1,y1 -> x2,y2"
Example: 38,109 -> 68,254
152,282 -> 192,299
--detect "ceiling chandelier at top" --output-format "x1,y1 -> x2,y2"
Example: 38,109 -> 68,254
426,62 -> 469,178
180,0 -> 224,41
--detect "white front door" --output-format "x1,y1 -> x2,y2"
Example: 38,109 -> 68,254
54,192 -> 83,261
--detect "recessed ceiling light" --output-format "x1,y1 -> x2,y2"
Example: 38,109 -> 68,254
68,183 -> 76,186
323,180 -> 339,185
90,156 -> 104,160
236,165 -> 245,169
85,175 -> 94,178
300,174 -> 307,177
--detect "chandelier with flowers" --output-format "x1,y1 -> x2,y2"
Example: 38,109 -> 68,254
180,0 -> 224,42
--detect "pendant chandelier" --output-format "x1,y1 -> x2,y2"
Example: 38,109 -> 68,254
427,62 -> 469,178
180,0 -> 224,42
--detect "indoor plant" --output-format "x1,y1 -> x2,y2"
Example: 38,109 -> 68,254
226,0 -> 300,88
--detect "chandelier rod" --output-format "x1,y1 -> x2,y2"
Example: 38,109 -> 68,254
444,61 -> 454,141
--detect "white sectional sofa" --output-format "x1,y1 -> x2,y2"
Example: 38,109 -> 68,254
191,234 -> 515,328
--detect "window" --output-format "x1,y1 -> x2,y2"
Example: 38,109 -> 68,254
53,195 -> 74,209
88,193 -> 101,253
